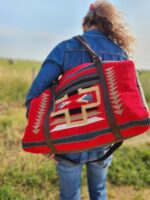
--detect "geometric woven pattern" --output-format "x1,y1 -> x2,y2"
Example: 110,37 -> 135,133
106,66 -> 124,115
32,93 -> 49,134
51,85 -> 101,126
22,118 -> 150,148
22,60 -> 150,154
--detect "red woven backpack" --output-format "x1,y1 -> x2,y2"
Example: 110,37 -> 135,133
22,36 -> 150,163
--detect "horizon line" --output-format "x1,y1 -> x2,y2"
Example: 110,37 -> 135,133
0,56 -> 149,71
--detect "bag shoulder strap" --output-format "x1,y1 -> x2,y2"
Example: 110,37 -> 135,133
55,35 -> 124,164
75,35 -> 123,138
74,35 -> 100,62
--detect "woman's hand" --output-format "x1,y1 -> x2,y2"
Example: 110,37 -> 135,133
43,153 -> 58,163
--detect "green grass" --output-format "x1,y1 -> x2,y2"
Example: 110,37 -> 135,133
0,58 -> 150,200
0,78 -> 29,105
0,143 -> 149,200
0,58 -> 41,105
0,58 -> 150,105
139,70 -> 150,106
108,145 -> 150,189
0,58 -> 41,74
0,185 -> 26,200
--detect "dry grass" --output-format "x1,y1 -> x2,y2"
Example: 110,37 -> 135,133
0,58 -> 150,200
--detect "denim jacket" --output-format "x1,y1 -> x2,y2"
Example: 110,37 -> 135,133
25,29 -> 127,109
25,29 -> 127,163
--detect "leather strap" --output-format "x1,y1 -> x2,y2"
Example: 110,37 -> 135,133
46,35 -> 124,160
55,36 -> 123,164
55,141 -> 123,164
75,35 -> 123,141
44,83 -> 58,154
55,36 -> 124,164
86,141 -> 123,163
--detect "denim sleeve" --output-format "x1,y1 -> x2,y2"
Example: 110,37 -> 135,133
25,41 -> 65,114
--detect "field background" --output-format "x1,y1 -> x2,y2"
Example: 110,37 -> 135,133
0,58 -> 150,200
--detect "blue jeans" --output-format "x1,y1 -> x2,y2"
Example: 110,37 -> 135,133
56,146 -> 112,200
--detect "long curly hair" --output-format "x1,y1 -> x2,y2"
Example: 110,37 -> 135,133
83,0 -> 135,55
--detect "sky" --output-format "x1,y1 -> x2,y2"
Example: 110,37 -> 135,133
0,0 -> 150,69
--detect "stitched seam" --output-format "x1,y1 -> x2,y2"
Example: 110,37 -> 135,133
66,49 -> 125,57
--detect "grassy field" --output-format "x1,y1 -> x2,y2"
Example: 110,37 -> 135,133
0,58 -> 150,200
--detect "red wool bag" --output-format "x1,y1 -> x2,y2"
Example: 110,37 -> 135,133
22,36 -> 150,157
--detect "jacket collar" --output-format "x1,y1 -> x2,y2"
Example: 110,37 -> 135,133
84,29 -> 107,38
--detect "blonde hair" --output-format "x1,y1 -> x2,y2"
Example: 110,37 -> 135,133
83,0 -> 135,55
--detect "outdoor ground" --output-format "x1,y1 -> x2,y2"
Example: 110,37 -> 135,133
0,58 -> 149,200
